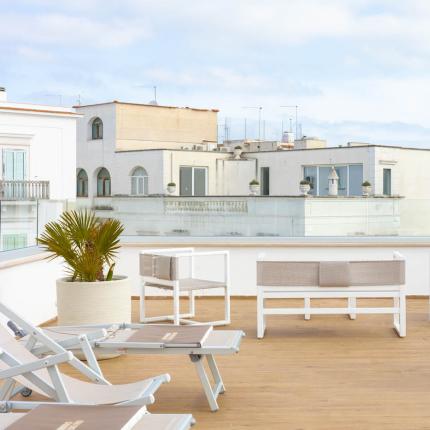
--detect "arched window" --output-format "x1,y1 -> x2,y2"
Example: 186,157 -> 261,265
76,168 -> 88,197
97,168 -> 111,196
130,167 -> 148,196
91,117 -> 103,140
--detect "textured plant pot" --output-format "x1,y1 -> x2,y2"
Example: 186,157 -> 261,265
167,185 -> 176,194
56,276 -> 131,326
300,184 -> 311,196
362,186 -> 371,196
249,185 -> 260,195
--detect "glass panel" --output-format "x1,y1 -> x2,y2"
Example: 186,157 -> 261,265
318,166 -> 331,196
138,177 -> 144,195
194,168 -> 207,196
383,168 -> 391,195
2,234 -> 27,251
144,176 -> 149,195
348,164 -> 363,196
3,150 -> 26,180
131,177 -> 137,195
303,166 -> 317,195
261,167 -> 270,195
3,150 -> 14,180
336,166 -> 347,196
97,178 -> 103,196
105,179 -> 111,196
180,167 -> 193,196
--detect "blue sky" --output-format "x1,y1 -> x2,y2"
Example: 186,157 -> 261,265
1,0 -> 430,146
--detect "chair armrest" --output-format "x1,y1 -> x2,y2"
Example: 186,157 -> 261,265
178,251 -> 229,258
140,248 -> 194,255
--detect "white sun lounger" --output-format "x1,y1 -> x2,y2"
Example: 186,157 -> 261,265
26,323 -> 244,412
0,303 -> 170,409
0,406 -> 194,430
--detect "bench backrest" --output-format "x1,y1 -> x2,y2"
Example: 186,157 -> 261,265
257,260 -> 405,287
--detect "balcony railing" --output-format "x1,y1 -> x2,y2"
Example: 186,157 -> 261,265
0,180 -> 50,200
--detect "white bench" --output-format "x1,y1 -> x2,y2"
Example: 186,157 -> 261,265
257,252 -> 406,338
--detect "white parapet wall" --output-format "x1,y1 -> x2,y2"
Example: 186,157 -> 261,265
0,237 -> 429,325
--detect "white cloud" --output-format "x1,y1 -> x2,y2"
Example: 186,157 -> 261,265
0,13 -> 150,48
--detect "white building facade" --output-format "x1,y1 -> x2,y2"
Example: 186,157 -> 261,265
0,88 -> 79,251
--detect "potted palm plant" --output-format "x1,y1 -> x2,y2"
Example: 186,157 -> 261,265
249,179 -> 260,195
299,179 -> 311,196
362,180 -> 372,196
167,182 -> 176,194
38,210 -> 130,326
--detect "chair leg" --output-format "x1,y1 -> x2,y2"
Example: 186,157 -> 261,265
304,297 -> 311,320
224,286 -> 231,325
257,290 -> 265,338
139,280 -> 146,322
173,286 -> 180,325
188,291 -> 195,317
348,297 -> 357,320
398,293 -> 406,337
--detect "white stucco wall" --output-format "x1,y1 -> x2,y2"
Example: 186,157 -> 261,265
0,105 -> 78,200
251,146 -> 375,196
0,239 -> 428,325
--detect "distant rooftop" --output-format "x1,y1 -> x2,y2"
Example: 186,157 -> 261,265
74,100 -> 219,113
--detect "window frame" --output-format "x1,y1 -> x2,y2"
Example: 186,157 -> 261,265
130,167 -> 149,196
302,163 -> 363,196
179,166 -> 208,196
91,117 -> 103,140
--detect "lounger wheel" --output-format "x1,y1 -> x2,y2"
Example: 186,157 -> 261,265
20,387 -> 32,397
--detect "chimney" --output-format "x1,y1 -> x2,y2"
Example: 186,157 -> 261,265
0,87 -> 6,102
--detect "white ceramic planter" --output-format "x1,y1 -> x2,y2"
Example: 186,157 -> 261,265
362,185 -> 372,196
249,184 -> 260,195
233,148 -> 242,159
167,185 -> 176,195
300,183 -> 311,196
56,276 -> 131,326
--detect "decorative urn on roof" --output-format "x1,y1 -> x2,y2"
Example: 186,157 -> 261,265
328,166 -> 339,196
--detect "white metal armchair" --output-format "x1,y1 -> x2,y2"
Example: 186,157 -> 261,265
139,248 -> 231,326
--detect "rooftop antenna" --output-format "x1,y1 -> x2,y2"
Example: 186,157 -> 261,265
242,106 -> 263,141
135,84 -> 158,104
280,105 -> 299,140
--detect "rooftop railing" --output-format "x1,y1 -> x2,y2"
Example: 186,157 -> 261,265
0,180 -> 50,201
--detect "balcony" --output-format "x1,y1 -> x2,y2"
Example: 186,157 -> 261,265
0,180 -> 50,201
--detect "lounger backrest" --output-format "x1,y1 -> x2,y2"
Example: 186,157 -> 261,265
0,324 -> 55,395
140,253 -> 179,280
257,259 -> 405,287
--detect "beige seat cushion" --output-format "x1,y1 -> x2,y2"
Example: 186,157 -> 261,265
319,261 -> 351,287
145,278 -> 226,292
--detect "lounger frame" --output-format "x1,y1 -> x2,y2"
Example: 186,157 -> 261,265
33,323 -> 244,412
257,252 -> 406,338
0,303 -> 168,408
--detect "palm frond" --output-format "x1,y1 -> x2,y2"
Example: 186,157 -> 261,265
37,209 -> 123,282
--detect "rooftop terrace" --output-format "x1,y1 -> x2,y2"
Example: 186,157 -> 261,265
23,297 -> 430,429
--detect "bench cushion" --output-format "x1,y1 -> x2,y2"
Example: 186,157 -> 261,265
257,259 -> 405,287
319,261 -> 350,287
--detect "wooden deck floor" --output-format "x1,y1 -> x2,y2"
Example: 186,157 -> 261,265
44,298 -> 430,428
